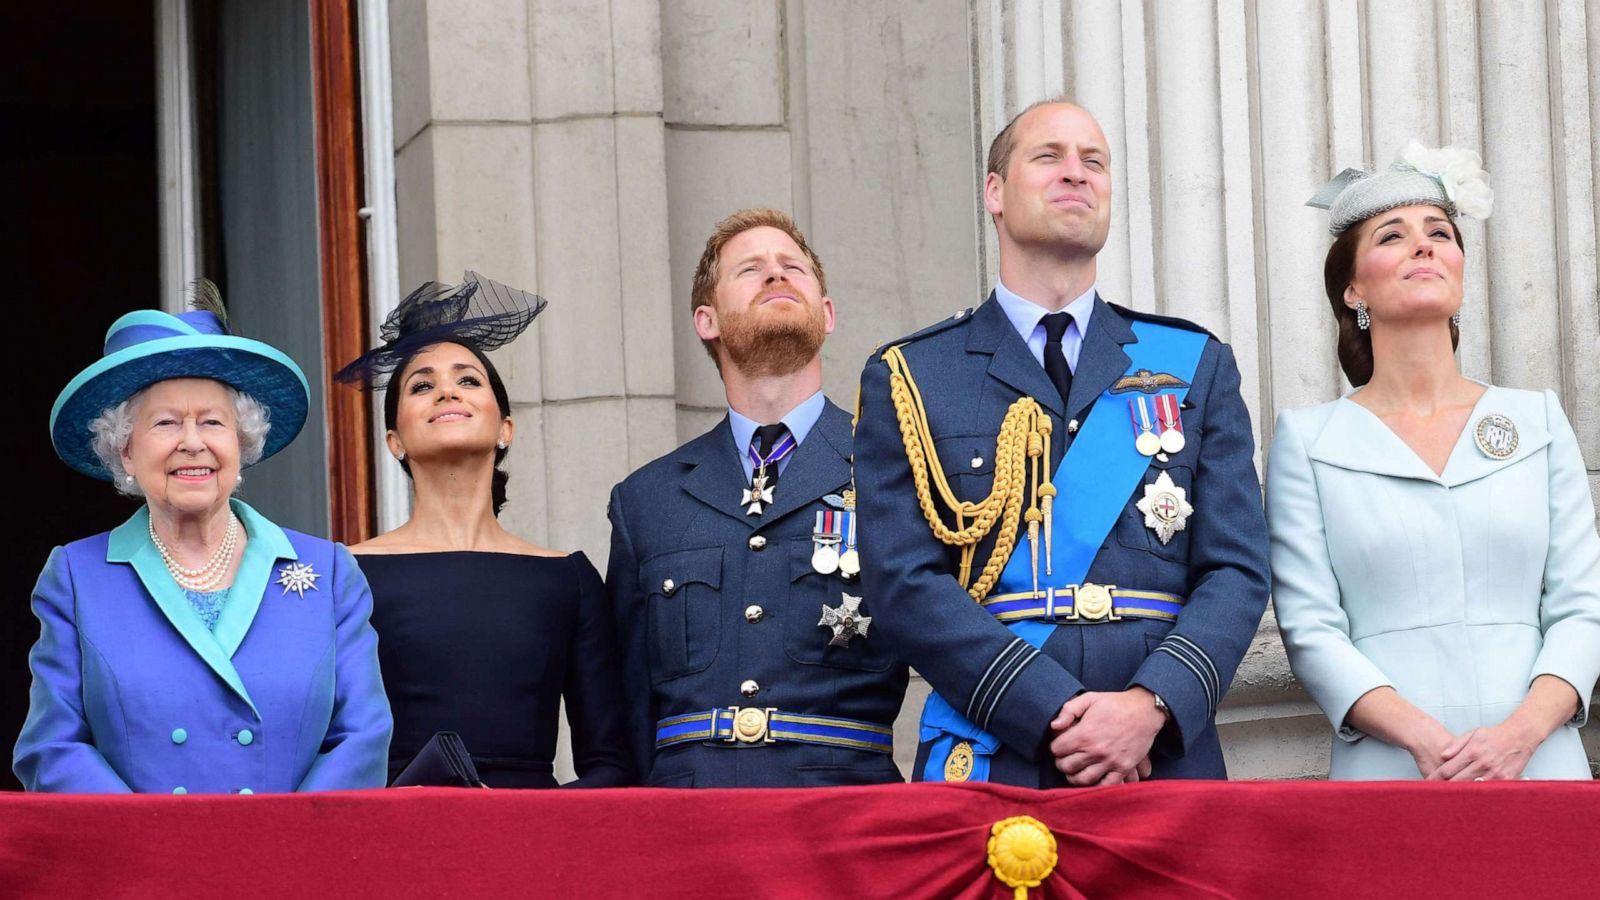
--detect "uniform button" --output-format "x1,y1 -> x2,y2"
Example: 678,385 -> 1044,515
239,788 -> 254,795
172,787 -> 187,795
237,729 -> 254,746
970,456 -> 984,469
662,578 -> 676,593
740,679 -> 760,698
748,535 -> 767,551
171,728 -> 187,745
744,605 -> 764,623
1068,419 -> 1080,434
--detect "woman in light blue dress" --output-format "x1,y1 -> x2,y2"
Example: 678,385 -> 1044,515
1269,145 -> 1600,780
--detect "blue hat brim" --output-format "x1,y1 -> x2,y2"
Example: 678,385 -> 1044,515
50,334 -> 311,481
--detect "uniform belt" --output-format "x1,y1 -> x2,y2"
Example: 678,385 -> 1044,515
979,582 -> 1184,624
655,708 -> 894,754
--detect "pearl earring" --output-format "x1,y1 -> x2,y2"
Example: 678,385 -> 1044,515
124,474 -> 135,485
1354,301 -> 1370,331
396,452 -> 406,462
1451,310 -> 1462,327
497,441 -> 508,450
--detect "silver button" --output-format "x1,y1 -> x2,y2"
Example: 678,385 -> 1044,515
662,578 -> 676,593
970,455 -> 984,469
740,679 -> 760,698
748,535 -> 767,551
1067,419 -> 1080,434
745,605 -> 764,623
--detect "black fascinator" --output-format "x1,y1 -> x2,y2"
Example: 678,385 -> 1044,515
336,271 -> 546,389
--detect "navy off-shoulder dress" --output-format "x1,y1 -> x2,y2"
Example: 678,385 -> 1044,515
358,551 -> 633,788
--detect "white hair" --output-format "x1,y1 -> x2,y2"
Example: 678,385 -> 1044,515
89,384 -> 272,497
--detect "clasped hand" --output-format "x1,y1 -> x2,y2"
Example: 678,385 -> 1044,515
1048,689 -> 1165,786
1423,721 -> 1537,782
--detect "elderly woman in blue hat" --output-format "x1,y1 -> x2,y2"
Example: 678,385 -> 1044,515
14,292 -> 392,794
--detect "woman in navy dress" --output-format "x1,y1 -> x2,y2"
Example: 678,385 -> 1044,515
337,272 -> 632,788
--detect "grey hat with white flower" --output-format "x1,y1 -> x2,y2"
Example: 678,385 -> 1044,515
1307,142 -> 1494,234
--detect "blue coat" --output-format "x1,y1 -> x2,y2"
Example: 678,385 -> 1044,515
14,500 -> 392,794
854,295 -> 1270,785
606,400 -> 909,787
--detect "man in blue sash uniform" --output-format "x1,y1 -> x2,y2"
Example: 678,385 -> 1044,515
607,208 -> 908,787
855,101 -> 1268,786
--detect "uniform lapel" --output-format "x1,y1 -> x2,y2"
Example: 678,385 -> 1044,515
680,416 -> 761,526
106,507 -> 258,714
967,295 -> 1065,418
1064,297 -> 1135,422
752,401 -> 854,525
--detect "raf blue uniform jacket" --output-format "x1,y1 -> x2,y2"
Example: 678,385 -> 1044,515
606,399 -> 909,787
14,500 -> 393,794
855,295 -> 1269,785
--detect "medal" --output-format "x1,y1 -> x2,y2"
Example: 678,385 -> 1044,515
741,472 -> 775,515
812,510 -> 842,574
1473,413 -> 1519,460
944,740 -> 975,782
1156,393 -> 1186,454
1129,397 -> 1160,456
819,592 -> 872,647
741,429 -> 797,515
1135,471 -> 1194,545
837,508 -> 859,577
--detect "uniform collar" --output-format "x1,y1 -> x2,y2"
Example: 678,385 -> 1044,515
993,279 -> 1097,345
727,389 -> 827,455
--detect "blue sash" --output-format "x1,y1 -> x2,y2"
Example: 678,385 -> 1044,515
921,321 -> 1208,781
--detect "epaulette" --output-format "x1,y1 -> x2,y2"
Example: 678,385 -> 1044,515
875,307 -> 976,360
1107,301 -> 1218,341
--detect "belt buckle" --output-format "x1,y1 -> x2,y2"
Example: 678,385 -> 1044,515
1072,583 -> 1120,622
724,706 -> 777,744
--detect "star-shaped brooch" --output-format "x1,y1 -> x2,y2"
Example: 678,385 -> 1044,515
819,592 -> 872,647
1135,470 -> 1194,545
275,561 -> 321,598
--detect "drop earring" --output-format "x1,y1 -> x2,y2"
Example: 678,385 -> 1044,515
1355,301 -> 1370,330
1451,309 -> 1462,327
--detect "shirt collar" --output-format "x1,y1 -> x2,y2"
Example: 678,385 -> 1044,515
728,389 -> 827,454
993,279 -> 1097,343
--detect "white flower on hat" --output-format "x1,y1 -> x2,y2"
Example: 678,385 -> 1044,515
1397,141 -> 1494,221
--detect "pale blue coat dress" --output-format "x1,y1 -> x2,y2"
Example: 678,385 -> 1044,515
1267,385 -> 1600,779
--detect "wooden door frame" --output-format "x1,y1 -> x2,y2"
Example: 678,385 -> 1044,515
309,0 -> 374,543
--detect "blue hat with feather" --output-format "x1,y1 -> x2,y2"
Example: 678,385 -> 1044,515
50,289 -> 310,481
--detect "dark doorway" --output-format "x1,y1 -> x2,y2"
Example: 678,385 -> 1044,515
2,4 -> 161,790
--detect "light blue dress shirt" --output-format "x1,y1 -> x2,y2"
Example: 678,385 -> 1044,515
728,389 -> 827,480
992,280 -> 1096,373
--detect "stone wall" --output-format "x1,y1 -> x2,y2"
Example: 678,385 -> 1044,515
386,0 -> 1600,780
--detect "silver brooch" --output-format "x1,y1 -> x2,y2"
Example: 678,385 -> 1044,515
275,562 -> 321,598
819,592 -> 872,647
1473,413 -> 1519,460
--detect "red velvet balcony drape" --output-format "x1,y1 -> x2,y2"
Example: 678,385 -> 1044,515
1,781 -> 1594,898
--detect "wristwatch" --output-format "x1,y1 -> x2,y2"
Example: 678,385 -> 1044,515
1150,690 -> 1171,720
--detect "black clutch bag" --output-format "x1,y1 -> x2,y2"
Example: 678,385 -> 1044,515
389,731 -> 486,788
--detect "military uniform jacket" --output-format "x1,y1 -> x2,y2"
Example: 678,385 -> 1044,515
606,399 -> 909,787
855,295 -> 1270,785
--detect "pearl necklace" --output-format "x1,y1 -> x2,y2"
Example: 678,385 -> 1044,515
149,512 -> 240,592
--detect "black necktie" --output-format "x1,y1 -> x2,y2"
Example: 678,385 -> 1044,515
1041,311 -> 1074,409
752,423 -> 791,492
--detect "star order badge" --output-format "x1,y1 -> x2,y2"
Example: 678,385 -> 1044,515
1135,471 -> 1193,546
275,561 -> 320,598
819,592 -> 872,647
